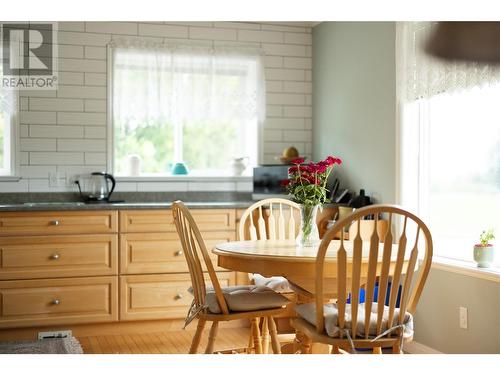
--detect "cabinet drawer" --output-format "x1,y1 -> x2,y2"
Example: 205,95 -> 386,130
120,231 -> 235,274
0,235 -> 118,280
0,211 -> 118,236
119,272 -> 235,321
0,276 -> 118,328
119,209 -> 235,233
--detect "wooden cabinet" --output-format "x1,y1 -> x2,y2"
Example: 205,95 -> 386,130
0,234 -> 118,280
120,231 -> 235,274
119,272 -> 235,321
0,211 -> 118,236
0,276 -> 118,328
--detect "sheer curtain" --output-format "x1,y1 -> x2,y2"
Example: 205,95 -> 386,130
111,40 -> 265,174
397,22 -> 500,102
397,22 -> 500,263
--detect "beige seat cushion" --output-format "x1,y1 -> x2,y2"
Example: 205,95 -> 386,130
295,302 -> 413,339
204,285 -> 290,314
251,274 -> 293,293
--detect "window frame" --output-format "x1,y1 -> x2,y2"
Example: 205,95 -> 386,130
106,45 -> 263,179
0,89 -> 20,180
397,87 -> 500,266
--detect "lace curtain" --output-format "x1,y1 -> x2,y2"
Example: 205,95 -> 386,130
111,40 -> 266,131
397,22 -> 500,102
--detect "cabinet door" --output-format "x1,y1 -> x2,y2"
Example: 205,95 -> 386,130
120,231 -> 235,274
0,234 -> 118,280
0,276 -> 118,328
119,209 -> 235,233
119,272 -> 235,321
0,211 -> 118,236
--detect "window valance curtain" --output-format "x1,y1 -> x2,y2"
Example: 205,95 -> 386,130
110,40 -> 266,132
397,22 -> 500,102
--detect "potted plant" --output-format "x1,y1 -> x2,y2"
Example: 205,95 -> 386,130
282,155 -> 342,247
473,229 -> 495,268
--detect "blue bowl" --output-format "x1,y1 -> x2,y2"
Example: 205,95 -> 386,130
171,162 -> 189,175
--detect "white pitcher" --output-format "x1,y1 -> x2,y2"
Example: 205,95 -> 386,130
230,157 -> 249,176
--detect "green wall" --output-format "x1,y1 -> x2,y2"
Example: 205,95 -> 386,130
312,22 -> 396,204
312,21 -> 500,353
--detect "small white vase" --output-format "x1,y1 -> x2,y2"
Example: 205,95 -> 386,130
473,245 -> 494,268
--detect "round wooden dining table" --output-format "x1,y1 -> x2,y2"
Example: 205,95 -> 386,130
213,239 -> 412,298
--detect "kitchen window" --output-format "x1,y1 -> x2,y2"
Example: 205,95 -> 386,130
397,22 -> 500,264
0,65 -> 16,177
110,42 -> 265,177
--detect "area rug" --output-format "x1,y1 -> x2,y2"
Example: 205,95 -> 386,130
0,337 -> 84,354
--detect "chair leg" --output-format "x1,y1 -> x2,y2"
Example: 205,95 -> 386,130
189,318 -> 206,354
247,320 -> 255,353
204,321 -> 219,354
392,342 -> 403,354
261,317 -> 270,354
331,345 -> 341,354
372,347 -> 382,354
268,317 -> 281,354
295,329 -> 312,354
251,317 -> 263,354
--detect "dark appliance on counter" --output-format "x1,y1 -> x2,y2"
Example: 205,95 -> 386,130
252,165 -> 290,200
75,172 -> 117,202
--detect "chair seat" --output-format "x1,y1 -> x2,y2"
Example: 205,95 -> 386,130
295,302 -> 413,339
204,285 -> 291,314
251,274 -> 293,293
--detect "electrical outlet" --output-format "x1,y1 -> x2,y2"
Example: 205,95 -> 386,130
38,330 -> 72,340
459,306 -> 468,329
48,172 -> 67,187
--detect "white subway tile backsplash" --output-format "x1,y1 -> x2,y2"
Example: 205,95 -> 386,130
84,46 -> 107,60
30,125 -> 84,139
58,31 -> 111,46
59,72 -> 85,85
189,27 -> 237,41
58,139 -> 105,152
5,21 -> 312,193
84,73 -> 107,86
57,85 -> 106,99
30,152 -> 84,165
20,111 -> 57,125
84,99 -> 106,113
29,98 -> 84,112
238,30 -> 283,43
138,23 -> 188,38
59,58 -> 106,73
84,126 -> 106,138
85,22 -> 138,35
84,152 -> 107,165
57,112 -> 106,125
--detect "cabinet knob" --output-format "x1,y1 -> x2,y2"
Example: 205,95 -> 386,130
50,254 -> 60,260
175,250 -> 183,256
51,299 -> 60,305
174,293 -> 183,300
50,220 -> 60,226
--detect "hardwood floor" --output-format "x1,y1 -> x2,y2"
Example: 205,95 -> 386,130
78,327 -> 252,354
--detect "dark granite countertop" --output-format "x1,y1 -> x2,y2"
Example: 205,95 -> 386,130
0,192 -> 342,212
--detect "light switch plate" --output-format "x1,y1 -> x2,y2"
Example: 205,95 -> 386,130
459,306 -> 468,329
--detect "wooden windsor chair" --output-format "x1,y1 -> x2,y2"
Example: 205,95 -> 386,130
238,198 -> 301,353
172,201 -> 291,354
292,204 -> 433,354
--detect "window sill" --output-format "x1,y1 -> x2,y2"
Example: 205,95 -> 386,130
115,175 -> 252,183
429,256 -> 500,283
0,176 -> 21,182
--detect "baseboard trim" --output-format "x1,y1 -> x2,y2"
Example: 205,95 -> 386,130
405,341 -> 442,354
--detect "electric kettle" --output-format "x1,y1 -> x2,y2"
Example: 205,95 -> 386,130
75,172 -> 116,202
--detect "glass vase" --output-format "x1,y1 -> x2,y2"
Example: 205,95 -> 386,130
296,204 -> 320,247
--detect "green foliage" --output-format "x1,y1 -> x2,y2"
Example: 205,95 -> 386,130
479,228 -> 495,247
115,119 -> 240,174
